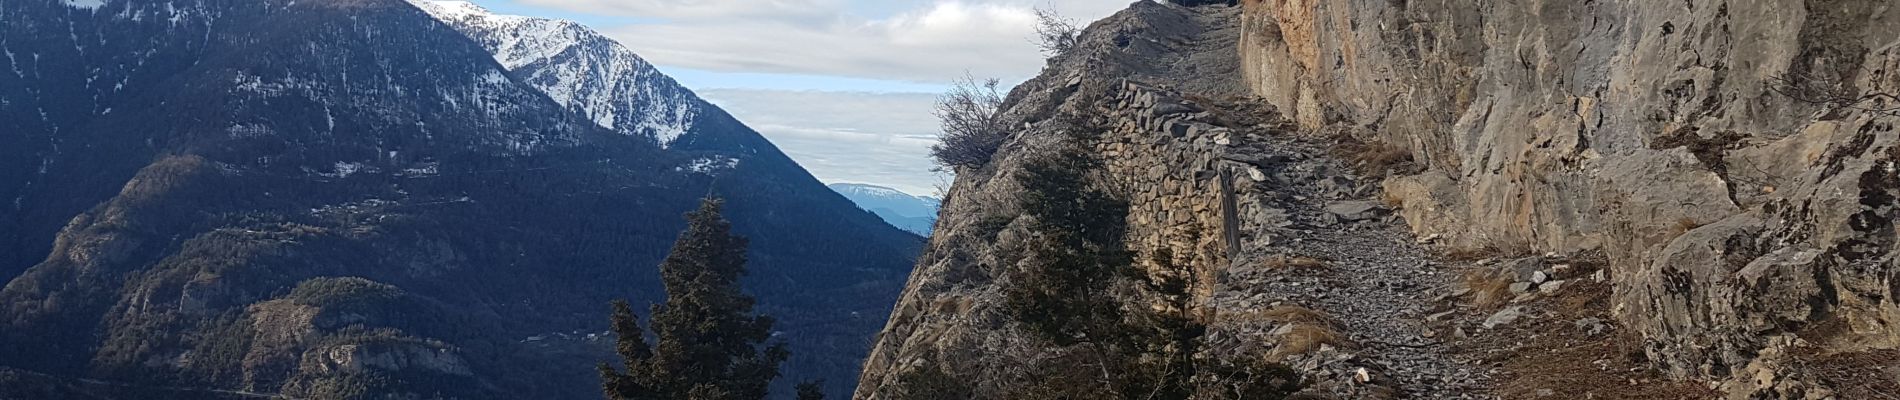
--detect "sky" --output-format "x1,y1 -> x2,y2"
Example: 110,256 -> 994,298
464,0 -> 1137,196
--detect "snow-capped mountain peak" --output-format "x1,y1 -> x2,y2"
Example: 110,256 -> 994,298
411,1 -> 488,20
830,183 -> 940,236
411,0 -> 701,146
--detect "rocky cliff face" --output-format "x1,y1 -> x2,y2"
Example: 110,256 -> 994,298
856,2 -> 1271,397
1239,0 -> 1899,397
863,0 -> 1898,398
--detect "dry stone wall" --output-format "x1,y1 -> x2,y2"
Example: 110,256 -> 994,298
853,3 -> 1282,397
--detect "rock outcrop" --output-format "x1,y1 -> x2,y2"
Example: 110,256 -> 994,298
1237,0 -> 1899,397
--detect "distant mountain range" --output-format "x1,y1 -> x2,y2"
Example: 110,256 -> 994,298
0,0 -> 918,398
830,183 -> 940,236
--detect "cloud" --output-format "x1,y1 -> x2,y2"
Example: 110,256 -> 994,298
699,89 -> 948,196
477,0 -> 1145,194
525,0 -> 1139,83
515,0 -> 845,23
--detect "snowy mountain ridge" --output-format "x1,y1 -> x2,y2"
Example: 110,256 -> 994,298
412,0 -> 700,146
829,183 -> 938,236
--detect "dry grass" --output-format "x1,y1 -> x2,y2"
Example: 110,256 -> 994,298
1262,255 -> 1331,273
1224,304 -> 1351,362
1330,134 -> 1420,177
1794,315 -> 1851,346
1354,141 -> 1416,175
1380,191 -> 1407,209
1269,324 -> 1349,362
1468,279 -> 1722,400
1440,245 -> 1504,263
1674,217 -> 1705,234
1461,268 -> 1515,309
1222,304 -> 1340,328
1793,348 -> 1900,400
1257,305 -> 1341,327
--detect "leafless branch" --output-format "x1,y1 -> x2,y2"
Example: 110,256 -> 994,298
1034,6 -> 1080,57
1768,69 -> 1900,115
930,75 -> 1009,170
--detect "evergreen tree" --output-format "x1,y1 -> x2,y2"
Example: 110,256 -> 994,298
600,198 -> 790,400
1003,147 -> 1132,347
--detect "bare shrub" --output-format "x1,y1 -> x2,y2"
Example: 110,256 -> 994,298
1769,69 -> 1900,115
929,76 -> 1008,170
1033,7 -> 1080,57
1328,129 -> 1419,178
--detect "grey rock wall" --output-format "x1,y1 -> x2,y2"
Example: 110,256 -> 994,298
1238,0 -> 1900,396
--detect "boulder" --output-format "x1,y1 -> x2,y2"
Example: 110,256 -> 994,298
1324,201 -> 1385,221
1483,306 -> 1528,329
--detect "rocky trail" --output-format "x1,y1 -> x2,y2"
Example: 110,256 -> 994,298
1194,111 -> 1711,398
1196,119 -> 1498,398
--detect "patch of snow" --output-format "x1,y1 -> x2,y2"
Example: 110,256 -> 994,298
412,0 -> 701,147
403,163 -> 440,177
316,162 -> 369,179
64,0 -> 104,11
309,199 -> 396,216
3,45 -> 19,78
677,156 -> 740,174
838,184 -> 912,199
410,0 -> 488,20
226,123 -> 274,138
212,162 -> 246,176
233,71 -> 318,97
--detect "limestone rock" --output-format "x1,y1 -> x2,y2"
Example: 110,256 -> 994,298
1325,200 -> 1385,222
1238,0 -> 1900,392
1483,306 -> 1528,330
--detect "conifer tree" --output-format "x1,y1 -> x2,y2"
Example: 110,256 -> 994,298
600,198 -> 789,400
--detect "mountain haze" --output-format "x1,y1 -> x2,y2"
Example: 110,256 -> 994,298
829,183 -> 938,236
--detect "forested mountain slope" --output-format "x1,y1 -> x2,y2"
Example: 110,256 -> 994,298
0,0 -> 919,398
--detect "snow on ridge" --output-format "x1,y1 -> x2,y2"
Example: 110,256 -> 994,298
64,0 -> 106,10
412,0 -> 487,20
410,0 -> 702,148
833,183 -> 931,201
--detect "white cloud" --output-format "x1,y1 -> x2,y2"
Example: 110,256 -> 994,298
528,0 -> 1138,83
477,0 -> 1146,194
516,0 -> 845,22
699,89 -> 947,195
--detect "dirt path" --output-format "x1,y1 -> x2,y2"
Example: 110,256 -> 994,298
1195,119 -> 1497,398
1191,114 -> 1721,399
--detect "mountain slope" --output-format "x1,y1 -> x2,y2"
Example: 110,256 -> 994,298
0,0 -> 918,398
829,183 -> 938,236
410,0 -> 699,146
